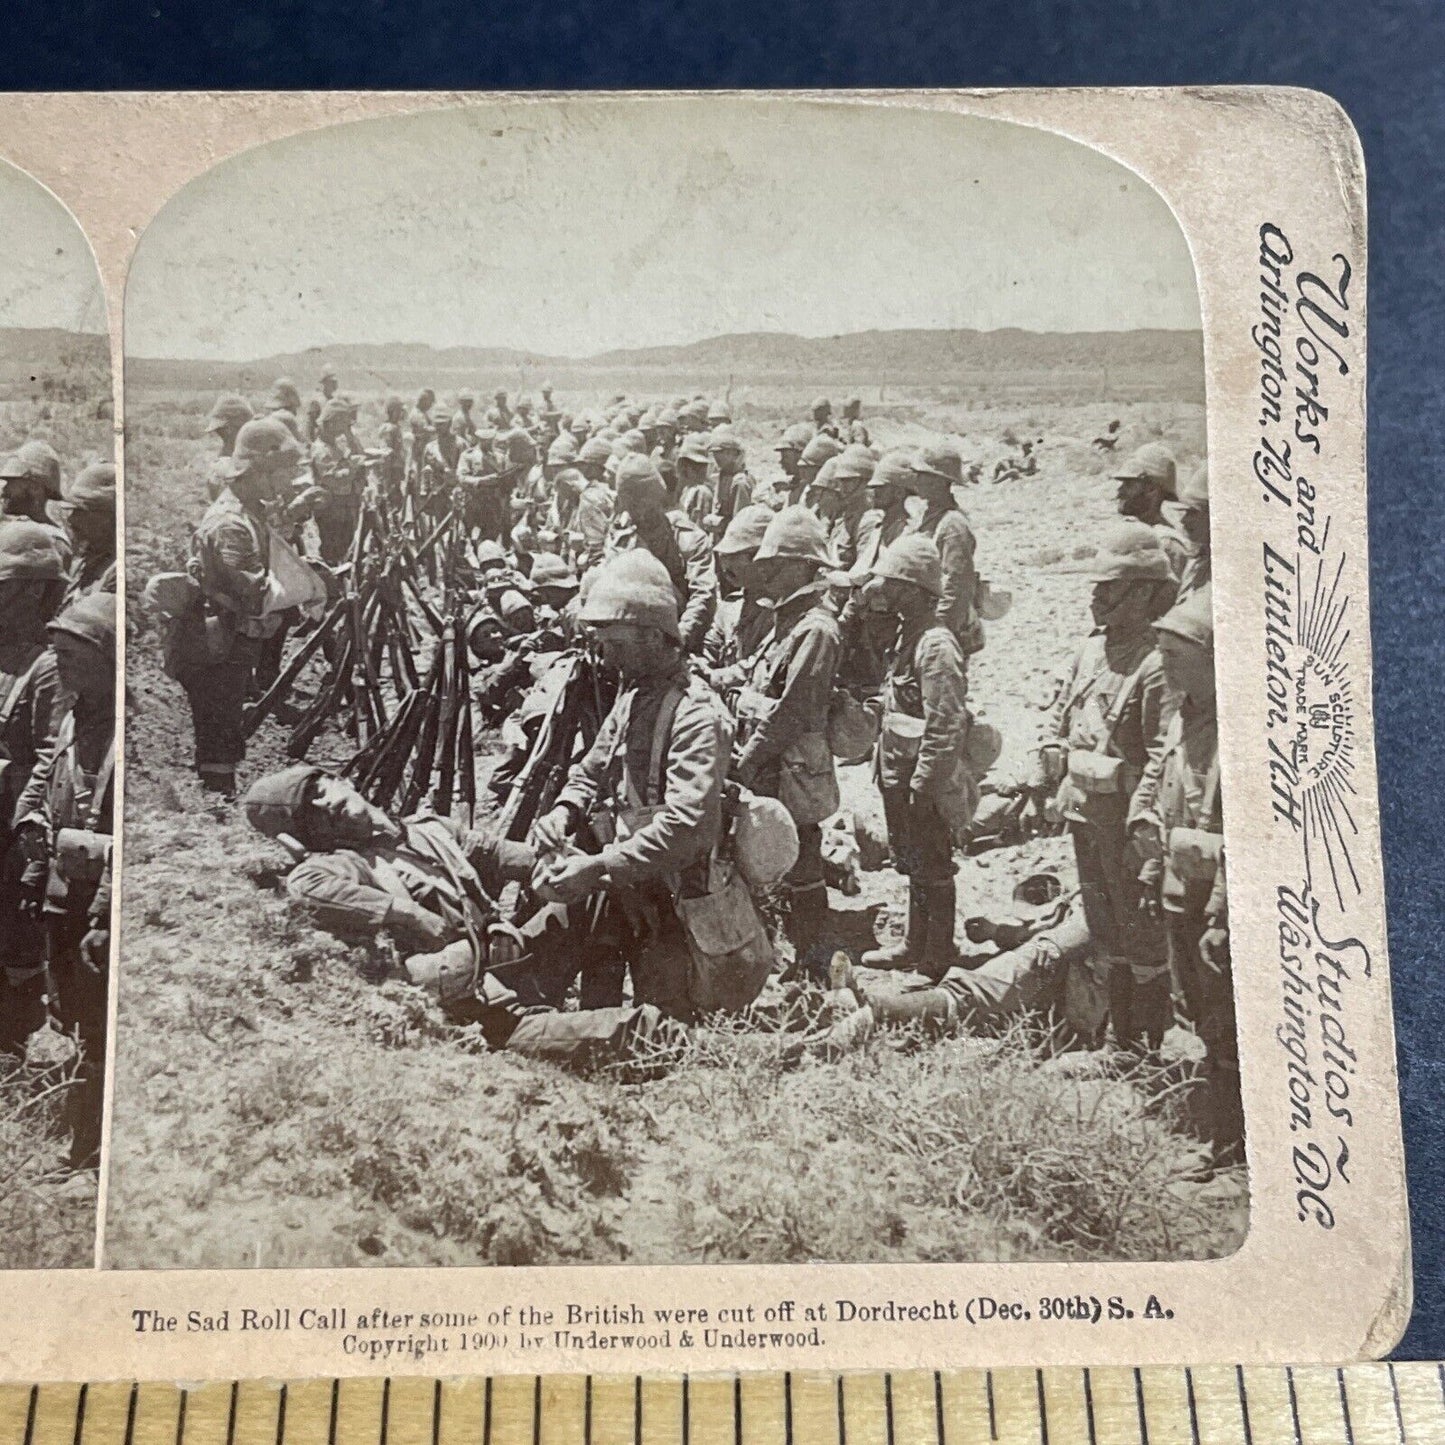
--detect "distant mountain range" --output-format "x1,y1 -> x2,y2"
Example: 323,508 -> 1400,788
0,327 -> 109,385
126,327 -> 1203,394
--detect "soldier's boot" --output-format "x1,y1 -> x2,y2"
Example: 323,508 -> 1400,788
1130,960 -> 1173,1055
1,966 -> 48,1055
200,768 -> 237,798
861,882 -> 927,970
784,882 -> 832,985
916,880 -> 962,982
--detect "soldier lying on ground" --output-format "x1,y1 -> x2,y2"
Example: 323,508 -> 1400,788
242,763 -> 687,1072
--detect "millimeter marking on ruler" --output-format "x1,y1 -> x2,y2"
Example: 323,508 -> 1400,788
6,1367 -> 1445,1445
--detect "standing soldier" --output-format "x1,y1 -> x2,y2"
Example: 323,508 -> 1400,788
530,552 -> 744,1022
794,432 -> 842,508
488,389 -> 512,430
1037,522 -> 1177,1052
1129,585 -> 1236,1163
704,426 -> 753,536
910,442 -> 982,656
58,464 -> 116,601
677,398 -> 711,436
704,503 -> 774,674
515,396 -> 539,438
406,389 -> 436,496
1112,443 -> 1189,581
267,378 -> 304,442
303,365 -> 340,444
838,448 -> 917,696
376,396 -> 408,505
0,521 -> 66,1047
1175,462 -> 1211,600
841,396 -> 870,446
774,422 -> 813,505
181,416 -> 300,797
674,434 -> 714,526
450,389 -> 479,447
734,506 -> 842,981
612,455 -> 716,653
809,396 -> 839,439
15,591 -> 114,1170
204,395 -> 254,498
859,536 -> 973,978
309,397 -> 366,564
822,443 -> 877,570
457,425 -> 504,543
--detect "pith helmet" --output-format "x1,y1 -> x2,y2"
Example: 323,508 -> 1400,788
578,436 -> 613,466
46,590 -> 116,651
656,406 -> 680,430
268,378 -> 301,413
318,365 -> 338,384
619,428 -> 649,455
318,397 -> 354,429
872,535 -> 944,597
62,463 -> 116,515
615,454 -> 668,516
1112,443 -> 1178,496
707,399 -> 732,424
912,441 -> 964,487
755,504 -> 830,566
547,433 -> 579,465
0,518 -> 63,581
799,433 -> 842,469
870,449 -> 919,491
707,425 -> 743,454
810,395 -> 832,417
529,552 -> 579,593
833,443 -> 878,484
1178,462 -> 1209,509
457,389 -> 476,405
218,416 -> 304,480
676,434 -> 711,465
579,550 -> 681,642
681,399 -> 711,425
776,423 -> 812,454
206,394 -> 254,435
243,764 -> 322,840
6,441 -> 63,499
810,457 -> 844,494
716,503 -> 775,557
1085,521 -> 1174,583
1154,583 -> 1215,647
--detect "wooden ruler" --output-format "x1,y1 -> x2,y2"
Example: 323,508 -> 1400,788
2,1366 -> 1442,1445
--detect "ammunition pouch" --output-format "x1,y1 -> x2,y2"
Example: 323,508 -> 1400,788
1066,748 -> 1136,796
777,732 -> 839,827
1168,825 -> 1223,883
674,861 -> 773,1015
54,828 -> 110,884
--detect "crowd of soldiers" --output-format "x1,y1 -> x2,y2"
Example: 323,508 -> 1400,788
0,437 -> 117,1173
168,363 -> 1235,1172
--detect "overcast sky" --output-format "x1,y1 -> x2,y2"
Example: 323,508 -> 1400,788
0,159 -> 105,334
127,97 -> 1201,361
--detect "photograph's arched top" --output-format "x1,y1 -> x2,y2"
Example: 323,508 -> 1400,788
123,96 -> 1203,372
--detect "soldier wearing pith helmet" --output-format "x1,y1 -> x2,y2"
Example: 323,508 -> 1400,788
911,440 -> 983,656
735,506 -> 843,982
303,364 -> 340,444
1174,462 -> 1211,600
859,534 -> 973,979
1113,442 -> 1188,581
1038,520 -> 1177,1053
530,550 -> 740,1021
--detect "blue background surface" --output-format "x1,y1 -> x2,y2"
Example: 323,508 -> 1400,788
3,0 -> 1442,1358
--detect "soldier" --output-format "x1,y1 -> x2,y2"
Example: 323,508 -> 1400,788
858,536 -> 972,978
734,506 -> 842,981
406,388 -> 437,492
841,396 -> 870,446
910,442 -> 982,655
1113,443 -> 1189,581
570,445 -> 616,572
652,405 -> 680,462
837,449 -> 917,696
674,433 -> 714,526
268,377 -> 304,442
793,432 -> 842,509
1037,522 -> 1177,1053
451,389 -> 479,447
302,365 -> 340,444
14,591 -> 114,1169
809,396 -> 839,439
488,388 -> 512,430
204,395 -> 255,497
1128,585 -> 1236,1163
376,395 -> 408,504
0,443 -> 70,567
309,397 -> 366,564
242,763 -> 685,1069
704,426 -> 754,538
58,464 -> 116,602
677,398 -> 711,435
515,395 -> 539,437
419,405 -> 463,530
0,521 -> 66,1047
180,416 -> 301,797
612,454 -> 716,652
1175,462 -> 1211,600
530,552 -> 743,1022
706,398 -> 732,428
822,443 -> 876,570
457,425 -> 507,544
774,422 -> 813,505
704,503 -> 774,674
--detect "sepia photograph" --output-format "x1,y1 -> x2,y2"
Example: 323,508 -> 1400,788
108,97 -> 1240,1272
0,157 -> 116,1268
